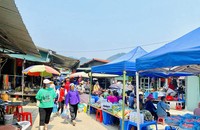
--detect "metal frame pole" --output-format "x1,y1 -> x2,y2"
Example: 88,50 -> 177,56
136,72 -> 140,129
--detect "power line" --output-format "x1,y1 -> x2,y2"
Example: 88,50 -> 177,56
56,40 -> 171,53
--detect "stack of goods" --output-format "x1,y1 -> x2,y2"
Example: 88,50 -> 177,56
101,102 -> 112,110
93,102 -> 101,108
129,111 -> 144,123
165,113 -> 200,130
115,108 -> 131,119
78,103 -> 86,112
112,104 -> 121,115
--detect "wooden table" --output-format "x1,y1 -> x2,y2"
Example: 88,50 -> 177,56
0,101 -> 29,114
9,93 -> 36,103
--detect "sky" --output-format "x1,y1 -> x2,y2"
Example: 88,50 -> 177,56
15,0 -> 200,59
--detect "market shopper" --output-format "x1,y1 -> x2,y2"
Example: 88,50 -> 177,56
56,83 -> 67,115
107,91 -> 118,103
65,83 -> 80,126
139,94 -> 144,110
49,80 -> 56,91
194,102 -> 200,116
77,81 -> 85,94
36,79 -> 57,130
93,81 -> 100,92
128,92 -> 135,109
157,96 -> 170,117
64,78 -> 71,92
144,93 -> 158,120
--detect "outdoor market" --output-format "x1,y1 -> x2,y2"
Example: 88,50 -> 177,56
1,0 -> 200,130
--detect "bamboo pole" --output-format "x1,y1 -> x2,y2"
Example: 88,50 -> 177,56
88,72 -> 92,114
121,71 -> 126,130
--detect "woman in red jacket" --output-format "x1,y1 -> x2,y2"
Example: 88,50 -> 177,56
56,83 -> 67,115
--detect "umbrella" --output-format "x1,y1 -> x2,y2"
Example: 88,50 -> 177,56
70,72 -> 89,78
22,65 -> 60,77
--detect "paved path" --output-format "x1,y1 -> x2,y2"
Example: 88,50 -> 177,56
23,106 -> 192,130
25,106 -> 117,130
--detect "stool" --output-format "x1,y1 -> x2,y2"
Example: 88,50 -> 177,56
157,117 -> 165,125
19,112 -> 32,126
127,121 -> 158,130
14,106 -> 23,121
96,109 -> 103,122
175,105 -> 182,110
6,106 -> 15,114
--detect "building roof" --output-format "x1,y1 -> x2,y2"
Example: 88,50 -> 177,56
7,46 -> 80,69
80,58 -> 109,67
52,53 -> 80,69
0,0 -> 39,56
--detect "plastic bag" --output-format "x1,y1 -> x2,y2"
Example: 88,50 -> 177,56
61,109 -> 69,119
52,104 -> 58,113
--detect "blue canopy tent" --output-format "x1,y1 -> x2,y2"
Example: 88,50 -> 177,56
136,27 -> 200,71
140,71 -> 193,78
92,46 -> 147,75
92,46 -> 147,130
135,27 -> 200,126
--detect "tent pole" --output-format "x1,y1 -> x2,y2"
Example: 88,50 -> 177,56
165,78 -> 168,88
21,59 -> 25,102
136,72 -> 140,129
121,71 -> 126,130
88,72 -> 92,114
148,77 -> 150,93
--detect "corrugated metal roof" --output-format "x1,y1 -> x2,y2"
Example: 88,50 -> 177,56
0,0 -> 40,56
80,58 -> 109,67
52,53 -> 80,69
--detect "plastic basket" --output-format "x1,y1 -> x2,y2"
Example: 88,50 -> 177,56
179,122 -> 199,130
119,119 -> 129,130
183,113 -> 195,119
165,116 -> 182,126
4,114 -> 13,124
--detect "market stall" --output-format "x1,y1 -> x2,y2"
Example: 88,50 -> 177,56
92,46 -> 148,130
89,99 -> 158,130
136,27 -> 200,129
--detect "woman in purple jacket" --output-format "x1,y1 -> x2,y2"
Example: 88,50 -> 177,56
65,83 -> 80,126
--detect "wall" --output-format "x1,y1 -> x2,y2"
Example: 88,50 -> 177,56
186,76 -> 200,111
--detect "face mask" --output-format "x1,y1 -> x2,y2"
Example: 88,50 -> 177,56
46,84 -> 50,88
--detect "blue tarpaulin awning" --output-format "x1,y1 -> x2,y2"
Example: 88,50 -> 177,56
92,46 -> 147,76
136,27 -> 200,71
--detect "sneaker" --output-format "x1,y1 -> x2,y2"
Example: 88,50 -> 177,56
71,120 -> 76,126
56,112 -> 59,116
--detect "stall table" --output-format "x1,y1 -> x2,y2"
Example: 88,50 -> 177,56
89,104 -> 158,130
9,93 -> 36,103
